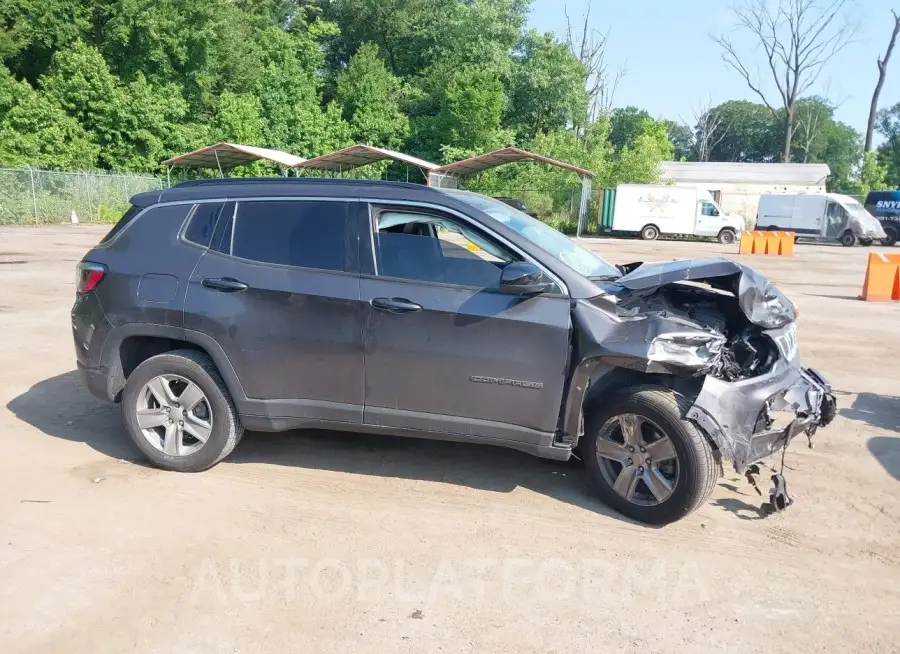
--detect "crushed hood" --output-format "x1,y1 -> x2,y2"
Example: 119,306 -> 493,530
612,258 -> 797,330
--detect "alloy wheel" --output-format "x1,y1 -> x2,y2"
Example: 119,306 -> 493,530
594,413 -> 679,506
135,374 -> 213,457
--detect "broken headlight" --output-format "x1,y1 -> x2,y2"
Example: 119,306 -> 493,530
737,273 -> 797,330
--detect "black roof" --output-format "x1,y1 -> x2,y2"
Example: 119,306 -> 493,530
131,177 -> 442,207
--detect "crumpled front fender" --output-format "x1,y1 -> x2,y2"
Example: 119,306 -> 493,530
687,361 -> 835,472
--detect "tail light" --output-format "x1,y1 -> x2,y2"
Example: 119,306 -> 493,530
76,262 -> 106,294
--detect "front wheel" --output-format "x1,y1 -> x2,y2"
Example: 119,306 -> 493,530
717,228 -> 736,245
640,224 -> 659,241
840,231 -> 857,247
583,387 -> 719,525
883,227 -> 897,247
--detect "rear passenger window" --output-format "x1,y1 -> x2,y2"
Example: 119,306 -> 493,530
183,202 -> 224,247
228,200 -> 351,272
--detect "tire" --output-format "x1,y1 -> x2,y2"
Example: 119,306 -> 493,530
583,386 -> 719,525
717,228 -> 736,245
883,227 -> 897,247
860,239 -> 873,247
840,231 -> 857,247
640,224 -> 659,241
121,349 -> 243,472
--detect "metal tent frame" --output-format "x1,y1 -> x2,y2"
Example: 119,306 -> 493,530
160,143 -> 307,184
293,144 -> 440,182
428,147 -> 594,237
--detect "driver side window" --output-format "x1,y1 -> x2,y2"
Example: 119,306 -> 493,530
373,209 -> 518,289
701,201 -> 719,217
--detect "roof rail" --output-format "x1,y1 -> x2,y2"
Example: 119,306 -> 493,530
172,177 -> 430,190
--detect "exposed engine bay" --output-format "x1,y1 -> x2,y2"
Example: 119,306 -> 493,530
591,258 -> 797,382
614,281 -> 780,382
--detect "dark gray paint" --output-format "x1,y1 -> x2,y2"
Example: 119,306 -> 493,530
73,178 -> 835,473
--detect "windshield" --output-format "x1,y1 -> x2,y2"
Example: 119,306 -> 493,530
840,198 -> 880,224
445,190 -> 621,279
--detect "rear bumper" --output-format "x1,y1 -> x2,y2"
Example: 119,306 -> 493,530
77,361 -> 111,402
688,361 -> 835,473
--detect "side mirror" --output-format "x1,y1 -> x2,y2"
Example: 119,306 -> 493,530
500,261 -> 554,296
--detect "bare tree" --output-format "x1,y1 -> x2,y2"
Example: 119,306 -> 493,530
683,97 -> 730,162
865,10 -> 900,152
565,3 -> 626,123
793,100 -> 827,162
714,0 -> 856,162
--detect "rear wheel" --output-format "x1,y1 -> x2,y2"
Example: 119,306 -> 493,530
883,226 -> 897,247
640,224 -> 659,241
717,228 -> 736,245
840,231 -> 857,247
583,387 -> 719,525
860,239 -> 874,247
121,349 -> 243,472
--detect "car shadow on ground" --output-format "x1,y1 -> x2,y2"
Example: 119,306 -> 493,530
8,371 -> 646,525
840,392 -> 900,432
868,437 -> 900,482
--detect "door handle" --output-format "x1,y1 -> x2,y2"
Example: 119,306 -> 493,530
201,277 -> 248,292
370,297 -> 423,314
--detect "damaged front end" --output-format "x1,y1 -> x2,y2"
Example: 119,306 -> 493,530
576,259 -> 836,507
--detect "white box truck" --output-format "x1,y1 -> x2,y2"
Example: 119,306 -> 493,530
611,185 -> 745,244
756,193 -> 886,246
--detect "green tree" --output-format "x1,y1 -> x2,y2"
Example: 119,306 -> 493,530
609,106 -> 653,151
858,151 -> 887,194
877,102 -> 900,186
664,120 -> 694,161
612,119 -> 673,185
211,91 -> 264,145
324,0 -> 528,78
0,0 -> 92,83
40,41 -> 188,171
436,67 -> 510,157
506,30 -> 588,140
0,66 -> 98,168
707,101 -> 779,162
336,42 -> 409,148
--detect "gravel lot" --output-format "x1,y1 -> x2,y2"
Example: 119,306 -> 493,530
1,225 -> 899,653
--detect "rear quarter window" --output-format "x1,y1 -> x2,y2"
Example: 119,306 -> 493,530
99,205 -> 142,244
100,204 -> 193,246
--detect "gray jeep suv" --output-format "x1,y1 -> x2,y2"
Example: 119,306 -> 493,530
72,178 -> 835,524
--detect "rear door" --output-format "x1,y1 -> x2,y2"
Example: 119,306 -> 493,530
184,198 -> 365,424
358,203 -> 572,444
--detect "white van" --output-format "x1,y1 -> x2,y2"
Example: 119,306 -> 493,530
611,185 -> 745,244
756,193 -> 886,246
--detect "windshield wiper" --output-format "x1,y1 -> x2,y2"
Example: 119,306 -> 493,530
588,274 -> 622,282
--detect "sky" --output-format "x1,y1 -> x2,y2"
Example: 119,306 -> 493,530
527,0 -> 900,136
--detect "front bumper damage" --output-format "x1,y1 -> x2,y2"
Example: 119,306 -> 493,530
687,361 -> 836,513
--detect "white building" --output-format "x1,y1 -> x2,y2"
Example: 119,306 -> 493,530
659,162 -> 830,227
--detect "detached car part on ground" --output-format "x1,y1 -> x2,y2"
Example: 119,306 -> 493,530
72,181 -> 835,526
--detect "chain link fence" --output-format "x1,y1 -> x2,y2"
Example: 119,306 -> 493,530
0,168 -> 163,225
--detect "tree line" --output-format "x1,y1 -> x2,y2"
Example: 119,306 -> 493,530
0,0 -> 898,196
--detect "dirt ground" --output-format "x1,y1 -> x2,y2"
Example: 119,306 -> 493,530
1,226 -> 899,653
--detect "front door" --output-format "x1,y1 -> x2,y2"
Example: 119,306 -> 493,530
183,198 -> 365,424
824,201 -> 846,238
695,200 -> 722,236
358,205 -> 572,445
